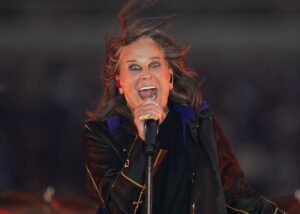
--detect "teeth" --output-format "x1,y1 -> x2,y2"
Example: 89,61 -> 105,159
139,86 -> 156,91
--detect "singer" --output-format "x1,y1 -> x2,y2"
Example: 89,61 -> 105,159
84,1 -> 285,213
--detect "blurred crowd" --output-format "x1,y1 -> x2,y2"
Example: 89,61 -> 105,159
0,0 -> 299,209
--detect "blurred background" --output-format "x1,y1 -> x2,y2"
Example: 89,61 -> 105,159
0,0 -> 299,213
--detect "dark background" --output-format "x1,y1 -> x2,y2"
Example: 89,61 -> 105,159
0,0 -> 299,203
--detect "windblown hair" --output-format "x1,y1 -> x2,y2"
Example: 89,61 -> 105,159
89,0 -> 202,121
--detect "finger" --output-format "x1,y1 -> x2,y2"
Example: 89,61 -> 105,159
137,108 -> 162,118
137,102 -> 164,112
136,108 -> 164,119
137,113 -> 160,121
134,105 -> 163,118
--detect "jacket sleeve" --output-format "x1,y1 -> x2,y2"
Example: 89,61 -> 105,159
84,120 -> 148,214
211,117 -> 286,214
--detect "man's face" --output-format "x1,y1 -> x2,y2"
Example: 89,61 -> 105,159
117,36 -> 173,111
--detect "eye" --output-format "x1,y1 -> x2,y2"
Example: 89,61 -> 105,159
128,64 -> 142,71
149,61 -> 161,69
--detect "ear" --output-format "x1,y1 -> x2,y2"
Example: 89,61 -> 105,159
115,75 -> 124,94
169,68 -> 173,90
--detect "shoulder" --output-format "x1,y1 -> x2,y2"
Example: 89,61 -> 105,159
171,101 -> 214,122
84,118 -> 106,134
198,101 -> 215,119
84,114 -> 122,139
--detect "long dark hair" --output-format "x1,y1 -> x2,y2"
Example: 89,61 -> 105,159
89,0 -> 202,121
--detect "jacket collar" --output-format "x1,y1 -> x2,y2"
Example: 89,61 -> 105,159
106,101 -> 212,135
171,101 -> 212,146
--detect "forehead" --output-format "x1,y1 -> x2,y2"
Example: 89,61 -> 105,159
119,37 -> 165,62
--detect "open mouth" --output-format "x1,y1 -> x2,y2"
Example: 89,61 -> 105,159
138,86 -> 157,100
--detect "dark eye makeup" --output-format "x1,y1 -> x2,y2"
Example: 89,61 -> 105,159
128,64 -> 142,71
149,61 -> 161,69
128,61 -> 161,72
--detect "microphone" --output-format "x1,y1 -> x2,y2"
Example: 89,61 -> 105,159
144,119 -> 159,156
144,119 -> 158,214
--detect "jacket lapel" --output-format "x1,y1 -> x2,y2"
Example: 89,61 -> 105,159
107,115 -> 168,174
174,103 -> 227,213
107,116 -> 137,163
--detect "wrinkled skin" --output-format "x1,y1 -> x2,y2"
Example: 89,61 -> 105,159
116,36 -> 173,140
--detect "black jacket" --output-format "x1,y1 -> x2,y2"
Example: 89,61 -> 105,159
84,102 -> 285,214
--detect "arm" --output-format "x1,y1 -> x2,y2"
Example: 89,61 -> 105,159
84,120 -> 146,214
84,120 -> 166,214
211,117 -> 285,214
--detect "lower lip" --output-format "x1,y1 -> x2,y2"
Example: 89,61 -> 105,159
139,94 -> 157,101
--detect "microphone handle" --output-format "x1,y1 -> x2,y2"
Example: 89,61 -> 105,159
144,119 -> 158,156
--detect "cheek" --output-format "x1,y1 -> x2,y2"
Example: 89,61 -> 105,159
159,71 -> 171,87
121,76 -> 137,93
119,74 -> 139,105
119,70 -> 134,88
158,73 -> 172,101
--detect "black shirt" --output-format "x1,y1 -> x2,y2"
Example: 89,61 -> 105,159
151,108 -> 190,214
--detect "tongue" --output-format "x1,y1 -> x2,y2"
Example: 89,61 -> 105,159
139,88 -> 157,100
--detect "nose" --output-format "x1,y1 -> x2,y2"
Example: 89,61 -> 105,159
139,67 -> 153,80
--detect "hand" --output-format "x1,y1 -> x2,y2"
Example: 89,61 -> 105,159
132,99 -> 167,141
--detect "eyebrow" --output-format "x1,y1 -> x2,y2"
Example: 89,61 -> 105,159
126,57 -> 161,63
126,60 -> 137,63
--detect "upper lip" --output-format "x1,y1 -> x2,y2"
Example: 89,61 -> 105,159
138,86 -> 157,91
